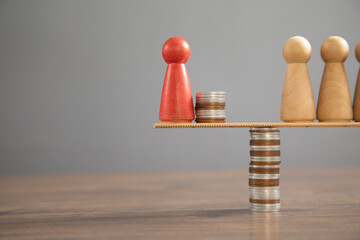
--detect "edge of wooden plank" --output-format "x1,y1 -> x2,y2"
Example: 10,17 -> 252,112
153,122 -> 360,128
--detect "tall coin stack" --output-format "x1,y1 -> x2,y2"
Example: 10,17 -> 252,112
195,92 -> 226,123
249,128 -> 281,212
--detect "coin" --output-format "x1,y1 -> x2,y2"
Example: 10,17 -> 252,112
249,128 -> 281,212
195,91 -> 226,123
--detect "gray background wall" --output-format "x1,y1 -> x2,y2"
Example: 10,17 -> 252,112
0,0 -> 360,175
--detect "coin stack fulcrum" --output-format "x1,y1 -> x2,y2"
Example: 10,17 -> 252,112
195,92 -> 226,123
249,128 -> 281,212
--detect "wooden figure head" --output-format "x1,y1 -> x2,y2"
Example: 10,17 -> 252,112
355,41 -> 360,63
283,36 -> 311,63
321,36 -> 349,63
162,37 -> 191,64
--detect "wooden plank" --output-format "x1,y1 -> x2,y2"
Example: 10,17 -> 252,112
0,167 -> 360,239
154,122 -> 360,128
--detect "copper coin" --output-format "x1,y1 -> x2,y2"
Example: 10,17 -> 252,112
250,150 -> 281,157
249,179 -> 279,187
196,102 -> 225,107
250,140 -> 280,146
249,199 -> 280,204
249,167 -> 280,174
250,161 -> 281,166
196,107 -> 225,111
196,118 -> 226,123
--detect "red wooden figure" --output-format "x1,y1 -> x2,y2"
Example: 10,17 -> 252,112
159,37 -> 195,123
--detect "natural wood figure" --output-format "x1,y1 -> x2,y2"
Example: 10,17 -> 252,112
317,36 -> 353,122
353,41 -> 360,122
281,36 -> 316,122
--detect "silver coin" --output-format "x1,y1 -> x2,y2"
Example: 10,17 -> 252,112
250,190 -> 280,200
196,109 -> 225,114
250,135 -> 280,140
196,114 -> 226,117
250,203 -> 281,212
196,91 -> 226,96
196,93 -> 226,102
249,186 -> 280,191
250,132 -> 280,136
250,128 -> 279,131
249,173 -> 280,179
196,115 -> 226,118
196,98 -> 226,103
250,129 -> 279,133
251,156 -> 281,162
249,165 -> 280,168
250,145 -> 280,150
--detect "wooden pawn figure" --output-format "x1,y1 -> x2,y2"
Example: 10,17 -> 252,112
281,36 -> 316,122
317,36 -> 353,122
159,37 -> 194,123
353,41 -> 360,121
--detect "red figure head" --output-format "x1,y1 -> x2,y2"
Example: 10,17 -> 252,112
162,37 -> 191,64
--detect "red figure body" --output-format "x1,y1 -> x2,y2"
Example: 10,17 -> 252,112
159,37 -> 194,123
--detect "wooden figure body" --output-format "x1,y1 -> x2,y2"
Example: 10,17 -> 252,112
159,37 -> 194,123
353,41 -> 360,122
317,36 -> 353,122
281,36 -> 316,122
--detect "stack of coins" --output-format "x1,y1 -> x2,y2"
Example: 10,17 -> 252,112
249,128 -> 281,212
195,92 -> 226,123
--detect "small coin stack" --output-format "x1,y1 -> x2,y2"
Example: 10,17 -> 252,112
195,92 -> 226,123
249,128 -> 281,212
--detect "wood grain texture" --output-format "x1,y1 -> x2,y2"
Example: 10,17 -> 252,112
353,41 -> 360,121
281,36 -> 316,122
153,122 -> 360,128
1,167 -> 360,239
317,36 -> 353,122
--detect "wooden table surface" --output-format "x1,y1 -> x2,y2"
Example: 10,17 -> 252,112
1,167 -> 360,239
